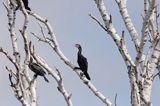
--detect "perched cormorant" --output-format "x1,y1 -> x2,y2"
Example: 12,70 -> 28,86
28,57 -> 49,82
15,0 -> 31,11
74,44 -> 91,80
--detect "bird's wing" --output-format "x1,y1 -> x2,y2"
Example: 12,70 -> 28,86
22,0 -> 29,4
78,55 -> 88,71
30,63 -> 46,75
83,56 -> 88,71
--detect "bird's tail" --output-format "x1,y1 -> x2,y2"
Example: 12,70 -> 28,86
84,72 -> 91,80
26,7 -> 31,11
43,76 -> 49,83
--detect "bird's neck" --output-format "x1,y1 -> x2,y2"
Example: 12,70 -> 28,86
78,47 -> 82,55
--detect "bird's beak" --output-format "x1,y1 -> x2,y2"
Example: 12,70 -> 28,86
75,44 -> 78,48
74,44 -> 77,48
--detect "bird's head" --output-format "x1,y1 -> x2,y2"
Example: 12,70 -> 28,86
75,44 -> 81,49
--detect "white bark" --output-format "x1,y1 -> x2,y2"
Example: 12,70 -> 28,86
2,0 -> 160,106
116,0 -> 140,51
93,0 -> 141,105
2,0 -> 72,106
29,11 -> 114,106
29,44 -> 73,106
4,1 -> 32,105
93,0 -> 160,106
138,0 -> 156,65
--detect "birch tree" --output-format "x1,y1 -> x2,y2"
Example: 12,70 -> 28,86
1,0 -> 112,106
90,0 -> 160,106
0,0 -> 160,106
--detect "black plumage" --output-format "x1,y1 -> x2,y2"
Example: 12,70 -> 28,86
28,57 -> 49,82
74,44 -> 91,80
16,0 -> 31,11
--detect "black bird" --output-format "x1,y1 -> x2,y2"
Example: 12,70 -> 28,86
15,0 -> 31,11
74,44 -> 91,80
28,57 -> 49,82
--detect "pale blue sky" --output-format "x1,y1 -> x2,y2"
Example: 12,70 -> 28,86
0,0 -> 160,106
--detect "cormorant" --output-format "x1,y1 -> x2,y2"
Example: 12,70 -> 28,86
74,44 -> 91,80
15,0 -> 31,11
28,57 -> 49,82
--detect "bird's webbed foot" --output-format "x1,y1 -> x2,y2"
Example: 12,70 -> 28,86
80,72 -> 84,77
79,72 -> 88,84
73,67 -> 81,70
15,5 -> 20,11
30,74 -> 38,83
78,72 -> 84,79
33,74 -> 38,79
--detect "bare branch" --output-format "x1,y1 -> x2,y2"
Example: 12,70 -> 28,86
153,71 -> 160,80
29,42 -> 73,106
114,93 -> 117,106
94,0 -> 141,106
9,74 -> 15,87
116,0 -> 140,52
3,1 -> 35,106
31,32 -> 47,42
37,22 -> 47,39
29,11 -> 113,106
0,48 -> 18,70
6,66 -> 17,80
144,0 -> 148,15
89,14 -> 108,32
3,0 -> 159,106
140,39 -> 160,105
138,0 -> 156,64
56,68 -> 73,106
4,1 -> 20,62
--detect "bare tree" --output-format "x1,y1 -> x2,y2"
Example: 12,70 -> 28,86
1,0 -> 112,106
1,0 -> 160,106
1,0 -> 72,106
90,0 -> 160,106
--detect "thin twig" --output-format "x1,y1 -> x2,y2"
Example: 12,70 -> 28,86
6,66 -> 17,79
114,93 -> 118,106
29,11 -> 114,106
31,32 -> 46,42
89,14 -> 108,32
37,22 -> 46,39
0,48 -> 19,70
